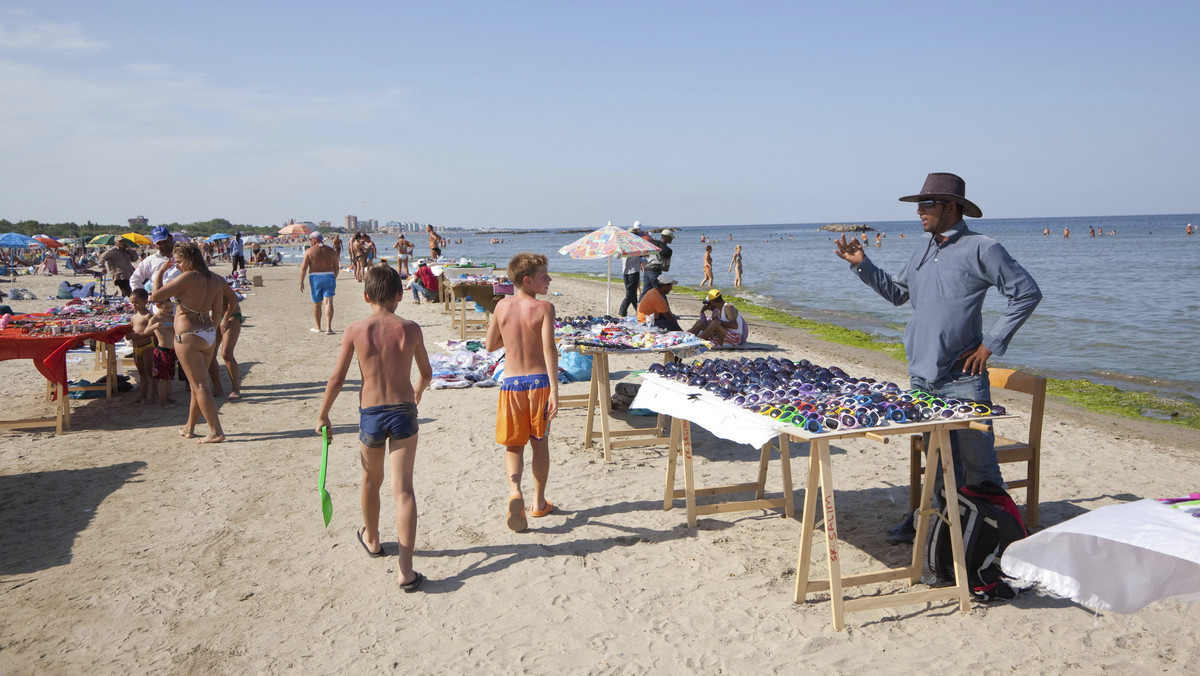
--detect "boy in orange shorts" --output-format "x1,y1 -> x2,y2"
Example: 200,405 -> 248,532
486,252 -> 558,532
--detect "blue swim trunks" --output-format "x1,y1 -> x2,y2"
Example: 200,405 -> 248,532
309,272 -> 336,303
359,402 -> 419,448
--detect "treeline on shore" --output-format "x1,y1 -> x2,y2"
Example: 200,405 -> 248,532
0,218 -> 280,240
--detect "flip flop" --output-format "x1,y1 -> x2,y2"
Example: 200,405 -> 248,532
530,501 -> 556,518
506,496 -> 528,532
309,328 -> 323,333
357,527 -> 386,557
399,572 -> 425,593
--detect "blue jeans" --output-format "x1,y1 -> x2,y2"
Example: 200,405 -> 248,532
411,280 -> 437,302
639,267 -> 663,301
911,368 -> 1004,498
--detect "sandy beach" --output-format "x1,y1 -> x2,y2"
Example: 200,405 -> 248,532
1,262 -> 1197,673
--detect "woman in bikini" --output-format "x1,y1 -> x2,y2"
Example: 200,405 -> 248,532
701,245 -> 714,287
728,244 -> 743,287
150,242 -> 226,443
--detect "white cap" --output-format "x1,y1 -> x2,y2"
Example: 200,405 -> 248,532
657,273 -> 677,285
660,229 -> 674,238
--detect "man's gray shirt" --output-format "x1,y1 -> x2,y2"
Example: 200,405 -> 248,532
851,221 -> 1042,383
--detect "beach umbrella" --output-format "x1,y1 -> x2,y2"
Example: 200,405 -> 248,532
208,233 -> 232,241
88,234 -> 117,247
558,222 -> 661,314
59,237 -> 80,245
278,223 -> 312,236
242,235 -> 264,244
33,234 -> 64,248
170,232 -> 191,243
1,232 -> 43,295
121,232 -> 152,246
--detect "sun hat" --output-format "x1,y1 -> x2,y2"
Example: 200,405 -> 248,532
657,273 -> 677,285
150,226 -> 171,243
706,289 -> 723,301
898,172 -> 983,218
660,229 -> 674,238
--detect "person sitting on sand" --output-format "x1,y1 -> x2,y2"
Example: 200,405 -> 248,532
316,265 -> 432,592
486,252 -> 559,532
636,273 -> 682,331
409,259 -> 438,303
150,242 -> 225,442
688,289 -> 748,347
300,232 -> 339,334
127,288 -> 157,404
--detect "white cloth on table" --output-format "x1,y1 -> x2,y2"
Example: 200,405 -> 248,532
631,374 -> 787,448
1000,498 -> 1200,613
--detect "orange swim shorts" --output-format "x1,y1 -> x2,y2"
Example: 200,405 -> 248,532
495,373 -> 551,447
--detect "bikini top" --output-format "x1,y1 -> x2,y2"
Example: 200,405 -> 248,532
175,273 -> 213,324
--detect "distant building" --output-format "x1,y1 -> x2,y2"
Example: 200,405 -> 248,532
317,220 -> 332,230
129,215 -> 149,227
345,215 -> 358,231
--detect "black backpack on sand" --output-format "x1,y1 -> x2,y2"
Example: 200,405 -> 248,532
928,481 -> 1028,602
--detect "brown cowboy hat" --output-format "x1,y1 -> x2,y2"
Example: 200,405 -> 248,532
898,172 -> 982,218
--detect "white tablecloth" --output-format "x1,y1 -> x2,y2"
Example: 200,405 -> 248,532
631,374 -> 788,448
1001,499 -> 1200,613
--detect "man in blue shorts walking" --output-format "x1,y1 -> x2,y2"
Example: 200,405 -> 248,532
300,231 -> 340,334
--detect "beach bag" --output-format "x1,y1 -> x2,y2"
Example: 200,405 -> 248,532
559,351 -> 593,383
928,481 -> 1028,602
611,382 -> 640,410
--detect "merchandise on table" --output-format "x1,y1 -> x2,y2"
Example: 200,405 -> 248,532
555,314 -> 710,352
649,356 -> 1005,433
6,298 -> 132,335
429,340 -> 502,389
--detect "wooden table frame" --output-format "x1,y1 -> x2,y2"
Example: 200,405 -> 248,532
663,417 -> 794,527
563,350 -> 680,461
790,418 -> 1010,630
449,284 -> 496,339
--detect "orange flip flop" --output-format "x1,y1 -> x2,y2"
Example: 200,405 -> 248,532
530,501 -> 556,518
507,496 -> 528,532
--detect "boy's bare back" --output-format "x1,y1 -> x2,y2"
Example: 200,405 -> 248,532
488,294 -> 556,377
344,313 -> 427,408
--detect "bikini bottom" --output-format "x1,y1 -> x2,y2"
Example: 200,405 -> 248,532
176,326 -> 217,348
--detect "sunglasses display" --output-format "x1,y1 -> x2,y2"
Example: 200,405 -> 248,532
647,356 -> 1001,433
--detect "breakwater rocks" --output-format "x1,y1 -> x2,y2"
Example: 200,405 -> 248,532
820,224 -> 873,232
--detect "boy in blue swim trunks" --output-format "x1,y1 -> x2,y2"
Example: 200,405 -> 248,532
486,252 -> 558,532
316,265 -> 432,591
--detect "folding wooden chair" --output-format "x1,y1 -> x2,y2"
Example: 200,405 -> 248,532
909,367 -> 1046,529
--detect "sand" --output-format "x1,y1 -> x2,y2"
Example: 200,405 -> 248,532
1,262 -> 1197,673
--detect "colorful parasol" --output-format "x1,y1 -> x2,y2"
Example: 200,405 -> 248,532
87,234 -> 117,247
558,222 -> 660,314
33,235 -> 63,248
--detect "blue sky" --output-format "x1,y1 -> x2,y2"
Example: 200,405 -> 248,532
1,1 -> 1196,229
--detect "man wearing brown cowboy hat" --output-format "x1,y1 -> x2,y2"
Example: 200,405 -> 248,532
834,172 -> 1042,542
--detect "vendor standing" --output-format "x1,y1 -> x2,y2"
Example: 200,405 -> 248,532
99,236 -> 138,297
834,172 -> 1041,540
639,229 -> 674,300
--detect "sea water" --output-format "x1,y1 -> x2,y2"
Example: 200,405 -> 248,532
286,214 -> 1200,401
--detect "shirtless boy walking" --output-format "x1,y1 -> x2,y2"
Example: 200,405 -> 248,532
485,252 -> 559,532
316,265 -> 433,592
127,288 -> 156,404
300,232 -> 340,334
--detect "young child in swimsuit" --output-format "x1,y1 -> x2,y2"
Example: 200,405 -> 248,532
128,288 -> 156,404
485,252 -> 559,532
316,265 -> 432,592
147,299 -> 177,407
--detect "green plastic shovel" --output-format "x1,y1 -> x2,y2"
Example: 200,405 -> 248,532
318,425 -> 333,527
